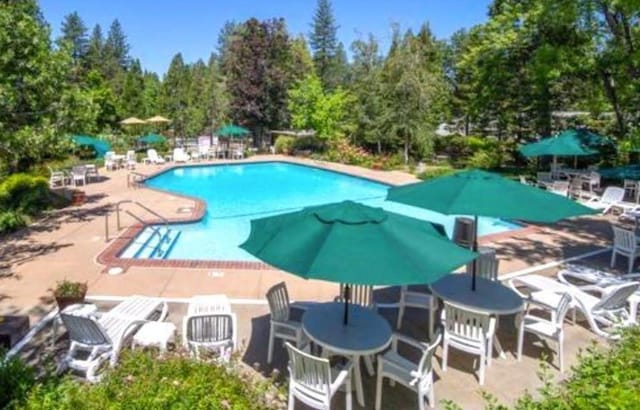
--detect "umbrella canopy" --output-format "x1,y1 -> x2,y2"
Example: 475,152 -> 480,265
217,124 -> 250,138
387,169 -> 597,223
145,115 -> 171,124
599,164 -> 640,181
138,133 -> 166,144
519,128 -> 612,158
70,135 -> 111,158
241,200 -> 476,286
120,117 -> 147,126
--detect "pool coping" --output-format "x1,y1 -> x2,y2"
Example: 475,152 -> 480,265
96,158 -> 540,271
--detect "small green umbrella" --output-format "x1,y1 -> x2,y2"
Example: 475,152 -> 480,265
520,128 -> 614,171
241,200 -> 476,324
71,135 -> 111,158
138,133 -> 166,144
217,124 -> 250,138
387,169 -> 597,290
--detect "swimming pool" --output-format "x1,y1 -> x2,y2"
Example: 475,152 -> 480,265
120,162 -> 521,261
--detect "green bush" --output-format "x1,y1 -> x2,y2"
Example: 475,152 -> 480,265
20,350 -> 284,410
0,211 -> 27,234
0,351 -> 36,409
0,174 -> 51,215
417,166 -> 457,180
293,135 -> 325,153
466,150 -> 503,170
274,136 -> 295,154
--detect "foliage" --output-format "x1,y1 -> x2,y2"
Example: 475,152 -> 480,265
309,0 -> 342,90
0,211 -> 27,235
52,280 -> 88,299
0,174 -> 51,215
20,350 -> 285,410
417,166 -> 456,180
0,351 -> 36,409
274,136 -> 295,154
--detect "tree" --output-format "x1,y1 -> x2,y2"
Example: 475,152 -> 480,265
309,0 -> 340,89
85,24 -> 104,72
160,53 -> 190,136
290,35 -> 315,81
58,11 -> 88,63
104,19 -> 130,78
119,59 -> 145,118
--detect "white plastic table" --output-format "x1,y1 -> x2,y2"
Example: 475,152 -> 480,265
431,273 -> 524,358
302,302 -> 392,407
132,322 -> 176,355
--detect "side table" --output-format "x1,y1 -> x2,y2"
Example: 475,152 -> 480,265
132,322 -> 176,355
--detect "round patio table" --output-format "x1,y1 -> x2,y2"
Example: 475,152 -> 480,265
431,273 -> 524,358
302,302 -> 392,407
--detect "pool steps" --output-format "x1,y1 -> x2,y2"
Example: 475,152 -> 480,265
119,227 -> 181,260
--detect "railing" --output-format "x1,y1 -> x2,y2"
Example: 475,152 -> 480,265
105,200 -> 169,242
127,171 -> 148,189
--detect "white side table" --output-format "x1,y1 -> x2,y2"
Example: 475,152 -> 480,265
132,322 -> 176,354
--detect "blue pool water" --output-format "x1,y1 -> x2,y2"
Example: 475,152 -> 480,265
126,162 -> 521,261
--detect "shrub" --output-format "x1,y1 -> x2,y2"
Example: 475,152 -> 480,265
0,351 -> 36,409
0,211 -> 27,234
20,350 -> 285,410
417,166 -> 457,180
274,136 -> 295,155
292,135 -> 325,153
0,174 -> 51,215
466,150 -> 503,170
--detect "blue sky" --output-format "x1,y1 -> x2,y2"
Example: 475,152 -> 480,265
40,0 -> 491,76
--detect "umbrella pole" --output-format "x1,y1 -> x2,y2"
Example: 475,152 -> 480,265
472,215 -> 478,291
343,284 -> 350,325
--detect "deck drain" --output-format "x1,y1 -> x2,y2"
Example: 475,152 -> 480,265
208,271 -> 225,278
176,206 -> 194,214
107,266 -> 124,276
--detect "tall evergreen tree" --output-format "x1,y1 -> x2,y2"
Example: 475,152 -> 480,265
85,24 -> 104,71
58,11 -> 88,63
160,53 -> 190,136
309,0 -> 339,89
104,19 -> 130,71
119,59 -> 145,118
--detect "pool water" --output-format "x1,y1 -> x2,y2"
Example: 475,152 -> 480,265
126,162 -> 520,261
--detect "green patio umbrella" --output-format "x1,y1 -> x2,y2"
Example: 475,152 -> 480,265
387,169 -> 597,290
138,133 -> 166,144
519,128 -> 613,171
241,200 -> 476,324
217,124 -> 250,138
71,135 -> 111,158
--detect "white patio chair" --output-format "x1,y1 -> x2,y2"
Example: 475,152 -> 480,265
396,286 -> 437,339
85,164 -> 99,183
69,166 -> 87,186
536,172 -> 554,188
623,179 -> 639,202
441,301 -> 496,385
266,282 -> 309,364
104,151 -> 118,171
611,225 -> 640,274
173,148 -> 190,163
59,297 -> 167,382
509,274 -> 639,339
580,186 -> 625,214
375,330 -> 442,410
49,167 -> 68,188
518,175 -> 529,185
285,342 -> 353,410
144,149 -> 166,165
184,313 -> 237,361
336,283 -> 375,309
517,292 -> 572,372
465,246 -> 499,281
548,180 -> 569,197
581,172 -> 600,193
182,294 -> 232,348
125,150 -> 137,170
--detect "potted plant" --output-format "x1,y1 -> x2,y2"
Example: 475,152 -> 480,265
53,279 -> 88,311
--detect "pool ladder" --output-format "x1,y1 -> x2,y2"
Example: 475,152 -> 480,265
104,200 -> 170,243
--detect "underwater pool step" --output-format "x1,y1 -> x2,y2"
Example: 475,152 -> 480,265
151,230 -> 181,259
119,228 -> 156,259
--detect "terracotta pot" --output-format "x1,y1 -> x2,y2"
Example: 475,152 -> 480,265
71,190 -> 86,205
55,295 -> 86,312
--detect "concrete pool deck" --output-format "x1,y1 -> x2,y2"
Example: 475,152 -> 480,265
0,155 -> 627,409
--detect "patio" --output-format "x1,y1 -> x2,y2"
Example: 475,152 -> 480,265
0,156 -> 626,409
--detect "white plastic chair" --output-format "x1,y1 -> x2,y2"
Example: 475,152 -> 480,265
336,283 -> 375,309
85,164 -> 99,183
182,294 -> 232,349
548,180 -> 569,197
465,246 -> 499,281
623,179 -> 639,202
69,166 -> 87,186
375,330 -> 442,410
145,149 -> 166,165
582,172 -> 600,193
536,172 -> 554,188
104,151 -> 118,170
611,225 -> 640,274
441,302 -> 496,385
126,150 -> 137,170
518,175 -> 529,185
396,286 -> 436,338
184,313 -> 237,361
517,292 -> 572,372
173,148 -> 190,163
581,186 -> 625,214
49,167 -> 68,188
266,282 -> 308,364
285,342 -> 353,410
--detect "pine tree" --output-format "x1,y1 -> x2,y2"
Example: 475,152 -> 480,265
104,19 -> 130,70
58,11 -> 88,63
309,0 -> 339,89
160,53 -> 190,136
119,59 -> 145,118
85,24 -> 104,71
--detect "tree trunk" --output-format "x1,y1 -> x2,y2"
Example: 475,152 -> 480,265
403,135 -> 409,164
600,69 -> 626,136
376,140 -> 381,154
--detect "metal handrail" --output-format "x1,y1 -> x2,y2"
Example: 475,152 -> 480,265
105,200 -> 170,242
124,210 -> 165,245
127,172 -> 148,188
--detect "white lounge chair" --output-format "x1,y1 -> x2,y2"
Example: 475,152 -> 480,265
396,286 -> 437,338
611,225 -> 640,273
580,186 -> 625,214
144,149 -> 166,165
173,148 -> 190,163
375,330 -> 441,410
509,274 -> 639,339
441,301 -> 496,385
59,296 -> 168,382
517,292 -> 572,372
285,342 -> 353,410
184,313 -> 237,361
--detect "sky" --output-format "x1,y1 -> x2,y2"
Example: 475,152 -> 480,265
40,0 -> 492,76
